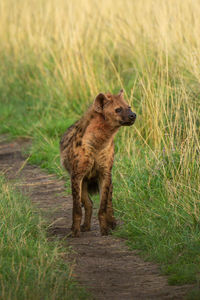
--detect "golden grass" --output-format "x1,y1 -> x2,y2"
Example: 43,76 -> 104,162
0,0 -> 199,209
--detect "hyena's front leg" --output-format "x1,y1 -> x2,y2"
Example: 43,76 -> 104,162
98,174 -> 112,235
71,175 -> 83,237
106,180 -> 117,230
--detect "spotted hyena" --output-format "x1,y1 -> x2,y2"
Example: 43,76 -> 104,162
60,89 -> 136,237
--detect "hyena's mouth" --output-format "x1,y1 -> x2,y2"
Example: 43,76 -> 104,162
120,119 -> 135,126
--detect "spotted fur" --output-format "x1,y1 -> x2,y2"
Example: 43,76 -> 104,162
60,90 -> 136,237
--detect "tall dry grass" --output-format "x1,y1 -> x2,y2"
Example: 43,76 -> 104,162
1,0 -> 199,191
1,1 -> 199,132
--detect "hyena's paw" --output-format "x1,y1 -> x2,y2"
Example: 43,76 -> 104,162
100,227 -> 109,236
71,228 -> 80,238
81,224 -> 91,232
106,215 -> 117,230
107,218 -> 117,230
71,224 -> 81,237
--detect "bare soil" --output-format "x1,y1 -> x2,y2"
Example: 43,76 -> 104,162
0,136 -> 193,300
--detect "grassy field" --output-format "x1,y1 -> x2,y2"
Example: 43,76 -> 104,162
0,0 -> 199,293
0,175 -> 88,300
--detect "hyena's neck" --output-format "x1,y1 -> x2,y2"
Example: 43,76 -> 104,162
83,111 -> 119,150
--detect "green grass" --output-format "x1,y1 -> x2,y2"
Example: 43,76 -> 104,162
112,152 -> 200,285
0,0 -> 200,296
0,175 -> 89,300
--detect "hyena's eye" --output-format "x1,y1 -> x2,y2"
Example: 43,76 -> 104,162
115,107 -> 122,113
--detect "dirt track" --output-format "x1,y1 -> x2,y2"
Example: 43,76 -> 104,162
0,137 -> 193,300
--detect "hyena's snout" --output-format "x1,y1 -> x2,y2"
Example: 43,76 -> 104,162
121,109 -> 136,126
128,111 -> 136,123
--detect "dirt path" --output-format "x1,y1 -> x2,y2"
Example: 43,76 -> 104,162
0,137 -> 192,300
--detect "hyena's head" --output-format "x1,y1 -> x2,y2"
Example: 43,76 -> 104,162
93,89 -> 136,127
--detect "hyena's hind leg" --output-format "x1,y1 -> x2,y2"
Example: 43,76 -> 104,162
71,175 -> 83,237
106,181 -> 117,230
81,180 -> 93,232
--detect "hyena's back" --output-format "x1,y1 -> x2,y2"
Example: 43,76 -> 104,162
60,115 -> 91,173
60,121 -> 78,171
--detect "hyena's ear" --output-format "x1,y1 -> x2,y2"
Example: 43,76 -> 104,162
93,93 -> 110,113
118,89 -> 124,97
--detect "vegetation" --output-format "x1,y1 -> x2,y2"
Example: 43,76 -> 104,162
0,175 -> 88,300
0,0 -> 199,293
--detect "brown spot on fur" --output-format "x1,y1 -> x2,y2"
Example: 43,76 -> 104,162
76,141 -> 82,147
